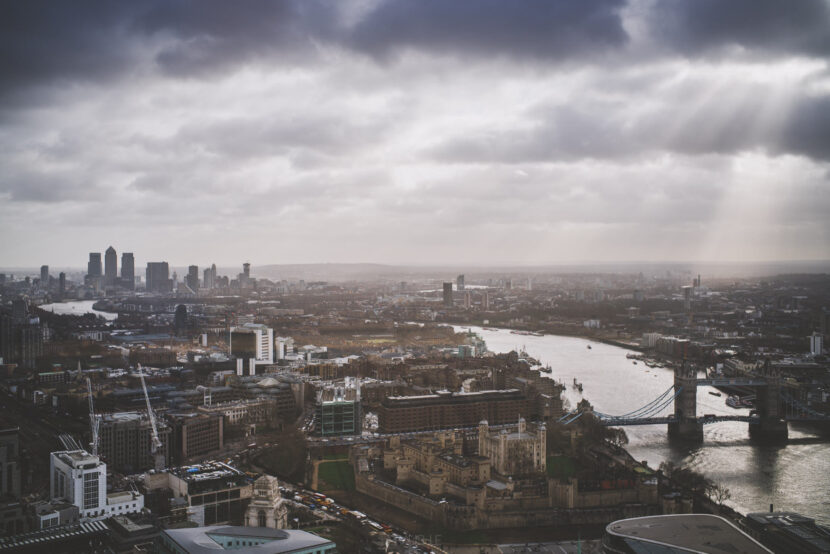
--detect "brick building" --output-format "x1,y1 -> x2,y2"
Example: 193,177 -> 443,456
377,389 -> 530,433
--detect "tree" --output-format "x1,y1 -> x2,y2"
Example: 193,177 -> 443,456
709,482 -> 732,508
607,427 -> 629,449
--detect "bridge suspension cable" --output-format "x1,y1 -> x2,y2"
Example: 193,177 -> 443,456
594,386 -> 681,420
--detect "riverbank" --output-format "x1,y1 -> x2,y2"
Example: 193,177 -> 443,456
459,325 -> 830,527
453,321 -> 643,352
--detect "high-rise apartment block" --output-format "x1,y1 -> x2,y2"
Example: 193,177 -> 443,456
457,274 -> 465,291
443,282 -> 453,307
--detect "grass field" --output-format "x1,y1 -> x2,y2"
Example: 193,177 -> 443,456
322,453 -> 349,461
317,461 -> 355,491
547,455 -> 578,481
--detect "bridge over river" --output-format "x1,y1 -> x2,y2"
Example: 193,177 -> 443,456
561,361 -> 830,442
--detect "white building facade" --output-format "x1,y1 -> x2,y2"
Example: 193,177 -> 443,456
50,450 -> 144,521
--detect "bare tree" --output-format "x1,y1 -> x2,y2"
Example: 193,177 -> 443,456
709,482 -> 732,509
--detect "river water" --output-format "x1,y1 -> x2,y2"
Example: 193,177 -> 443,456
38,300 -> 118,321
456,325 -> 830,526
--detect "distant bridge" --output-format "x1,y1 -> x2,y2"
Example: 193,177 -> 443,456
559,363 -> 830,442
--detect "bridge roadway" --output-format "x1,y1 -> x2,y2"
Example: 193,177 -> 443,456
599,414 -> 760,426
695,378 -> 768,387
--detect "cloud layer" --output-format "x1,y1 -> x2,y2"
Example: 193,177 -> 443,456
1,0 -> 828,267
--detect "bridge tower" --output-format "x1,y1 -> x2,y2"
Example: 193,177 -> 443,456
749,359 -> 788,442
668,362 -> 703,441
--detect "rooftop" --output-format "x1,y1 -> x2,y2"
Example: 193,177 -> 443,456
162,525 -> 334,553
606,514 -> 771,554
383,388 -> 525,407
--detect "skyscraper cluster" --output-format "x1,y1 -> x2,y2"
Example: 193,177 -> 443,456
85,247 -> 134,291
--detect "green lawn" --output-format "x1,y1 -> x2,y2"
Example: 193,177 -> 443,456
317,461 -> 355,491
547,456 -> 577,481
323,453 -> 349,461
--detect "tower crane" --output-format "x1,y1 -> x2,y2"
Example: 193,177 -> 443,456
86,377 -> 100,456
137,365 -> 165,471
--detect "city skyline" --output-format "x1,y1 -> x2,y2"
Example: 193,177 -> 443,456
2,1 -> 829,267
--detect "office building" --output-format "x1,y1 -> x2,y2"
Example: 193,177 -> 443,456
197,398 -> 276,428
230,324 -> 274,367
58,272 -> 66,298
482,291 -> 490,310
98,412 -> 172,473
464,291 -> 471,309
603,514 -> 771,553
243,263 -> 250,280
810,332 -> 823,356
203,268 -> 212,290
378,389 -> 530,433
166,462 -> 253,526
443,282 -> 453,307
314,386 -> 360,437
87,253 -> 102,278
168,413 -> 224,465
50,450 -> 143,521
146,262 -> 173,293
159,526 -> 335,554
185,265 -> 199,291
104,246 -> 117,286
0,301 -> 43,369
40,265 -> 49,287
0,427 -> 21,498
121,252 -> 135,289
457,274 -> 465,291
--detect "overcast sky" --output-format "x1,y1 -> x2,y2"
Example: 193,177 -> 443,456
2,0 -> 829,268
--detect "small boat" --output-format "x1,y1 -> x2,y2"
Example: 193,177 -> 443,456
586,345 -> 592,350
632,361 -> 638,365
726,395 -> 741,408
539,365 -> 552,374
709,391 -> 722,397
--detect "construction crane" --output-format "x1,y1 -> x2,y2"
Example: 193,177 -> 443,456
86,377 -> 100,456
137,364 -> 165,471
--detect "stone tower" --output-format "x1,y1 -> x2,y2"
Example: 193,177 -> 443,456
245,475 -> 287,529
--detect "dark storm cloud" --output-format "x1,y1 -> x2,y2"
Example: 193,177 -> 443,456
0,1 -> 141,97
650,0 -> 830,58
3,0 -> 828,101
0,0 -> 312,99
347,0 -> 629,61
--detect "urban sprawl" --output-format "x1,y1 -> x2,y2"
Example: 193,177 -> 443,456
0,250 -> 828,553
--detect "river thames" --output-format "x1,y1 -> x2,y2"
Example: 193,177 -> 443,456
457,325 -> 830,526
38,300 -> 119,321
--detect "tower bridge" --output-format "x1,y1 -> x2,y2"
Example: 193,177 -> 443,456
563,361 -> 829,443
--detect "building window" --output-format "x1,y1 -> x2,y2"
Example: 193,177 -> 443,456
83,472 -> 99,510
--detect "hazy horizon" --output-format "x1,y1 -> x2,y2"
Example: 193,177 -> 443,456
2,1 -> 829,267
